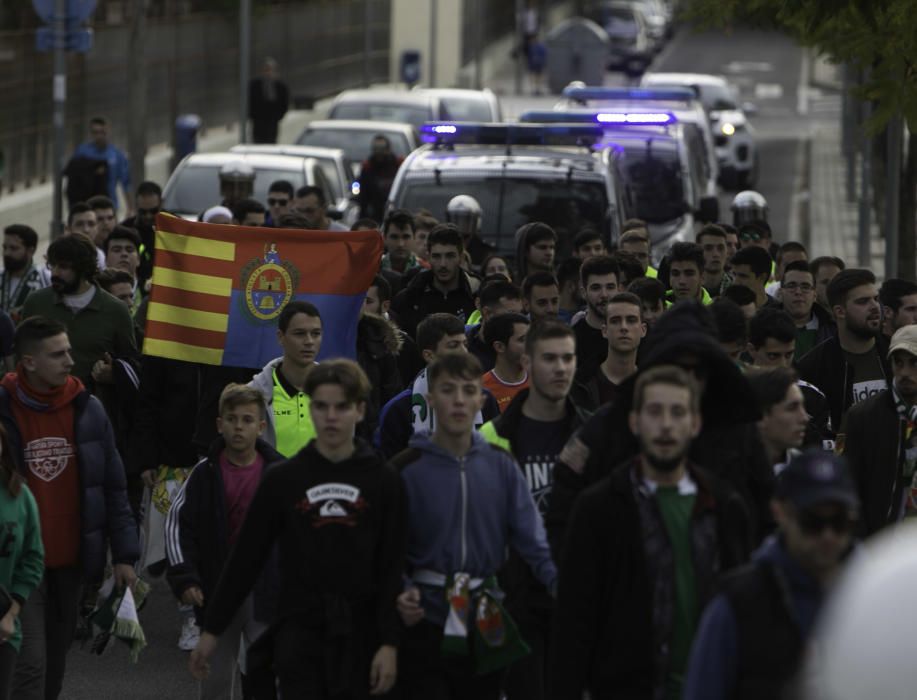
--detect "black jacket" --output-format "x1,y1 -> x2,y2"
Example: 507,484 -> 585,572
797,334 -> 891,433
390,269 -> 477,340
165,437 -> 284,625
466,323 -> 496,373
552,459 -> 750,700
840,388 -> 902,536
356,314 -> 403,439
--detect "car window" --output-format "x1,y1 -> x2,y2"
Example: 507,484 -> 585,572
439,97 -> 495,122
163,165 -> 305,215
314,157 -> 343,201
697,84 -> 737,111
330,103 -> 432,128
298,129 -> 412,163
617,140 -> 686,222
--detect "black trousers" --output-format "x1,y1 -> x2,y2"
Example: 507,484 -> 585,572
502,605 -> 552,700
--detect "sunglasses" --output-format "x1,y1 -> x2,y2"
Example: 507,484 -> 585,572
797,510 -> 855,536
267,198 -> 289,207
739,231 -> 762,242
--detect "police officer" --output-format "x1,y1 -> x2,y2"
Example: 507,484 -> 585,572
446,194 -> 494,266
218,160 -> 256,212
731,190 -> 768,227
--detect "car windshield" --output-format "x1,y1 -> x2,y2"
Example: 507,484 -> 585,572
439,97 -> 495,122
617,139 -> 686,223
397,177 -> 608,258
588,7 -> 637,36
698,83 -> 738,111
163,165 -> 304,215
330,102 -> 432,128
298,129 -> 412,163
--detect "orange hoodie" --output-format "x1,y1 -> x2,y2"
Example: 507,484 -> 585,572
1,370 -> 84,569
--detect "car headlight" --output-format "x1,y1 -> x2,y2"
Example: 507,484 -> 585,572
721,123 -> 736,136
351,181 -> 361,196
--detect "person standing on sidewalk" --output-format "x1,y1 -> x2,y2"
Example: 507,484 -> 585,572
0,317 -> 138,699
248,58 -> 289,145
70,117 -> 132,214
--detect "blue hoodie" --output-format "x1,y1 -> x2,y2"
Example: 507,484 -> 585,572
399,431 -> 557,625
683,535 -> 825,700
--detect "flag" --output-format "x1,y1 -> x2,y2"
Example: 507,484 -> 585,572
142,214 -> 383,368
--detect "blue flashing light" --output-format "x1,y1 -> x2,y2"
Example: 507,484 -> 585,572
430,124 -> 457,134
596,111 -> 674,124
420,122 -> 604,147
562,85 -> 697,103
520,110 -> 675,126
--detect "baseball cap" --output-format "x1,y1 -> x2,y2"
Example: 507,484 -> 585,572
888,325 -> 917,359
775,450 -> 859,511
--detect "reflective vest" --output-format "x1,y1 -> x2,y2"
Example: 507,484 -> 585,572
271,369 -> 315,458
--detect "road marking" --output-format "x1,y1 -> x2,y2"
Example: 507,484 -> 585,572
724,60 -> 773,73
755,83 -> 784,99
797,49 -> 810,115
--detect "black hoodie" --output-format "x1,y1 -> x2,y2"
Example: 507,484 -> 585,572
547,302 -> 774,555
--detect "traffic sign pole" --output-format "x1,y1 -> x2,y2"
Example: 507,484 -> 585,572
51,0 -> 66,240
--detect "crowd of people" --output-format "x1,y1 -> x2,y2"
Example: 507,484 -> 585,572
0,114 -> 912,700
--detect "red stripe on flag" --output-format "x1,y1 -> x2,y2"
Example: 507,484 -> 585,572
144,320 -> 226,349
150,285 -> 230,315
154,249 -> 240,280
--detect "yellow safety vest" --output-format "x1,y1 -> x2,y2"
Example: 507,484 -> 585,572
271,369 -> 315,458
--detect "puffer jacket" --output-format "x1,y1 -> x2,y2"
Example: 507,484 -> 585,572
356,313 -> 403,438
0,386 -> 139,581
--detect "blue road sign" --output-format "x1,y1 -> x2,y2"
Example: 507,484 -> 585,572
31,0 -> 96,24
35,26 -> 93,53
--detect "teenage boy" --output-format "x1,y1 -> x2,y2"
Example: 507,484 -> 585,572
572,228 -> 607,260
666,242 -> 713,306
731,245 -> 779,309
573,255 -> 619,381
552,365 -> 750,700
747,368 -> 809,473
556,258 -> 583,324
264,180 -> 294,227
481,313 -> 530,413
811,256 -> 845,312
248,301 -> 323,457
779,260 -> 835,361
577,292 -> 646,410
696,224 -> 732,297
480,321 -> 587,700
627,277 -> 666,330
522,272 -> 561,325
619,229 -> 658,278
515,222 -> 557,279
376,313 -> 499,459
466,280 -> 524,373
190,360 -> 405,699
167,384 -> 283,699
765,241 -> 808,297
393,353 -> 557,700
382,209 -> 421,276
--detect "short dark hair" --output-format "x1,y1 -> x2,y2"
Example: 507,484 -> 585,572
606,291 -> 643,318
827,268 -> 876,309
622,218 -> 647,232
90,116 -> 108,128
47,232 -> 98,280
710,298 -> 748,345
731,245 -> 772,278
3,224 -> 37,250
580,255 -> 619,287
722,284 -> 756,307
277,213 -> 311,229
777,241 -> 807,262
668,242 -> 705,272
67,202 -> 93,227
484,312 -> 530,352
747,367 -> 798,415
573,227 -> 603,251
305,358 -> 371,404
278,301 -> 322,332
879,278 -> 917,312
522,271 -> 558,299
370,274 -> 392,303
427,352 -> 482,388
232,198 -> 266,223
556,257 -> 582,289
524,318 -> 575,356
351,218 -> 379,231
103,225 -> 142,253
633,364 -> 700,414
295,185 -> 326,205
610,251 -> 643,287
628,277 -> 666,308
809,256 -> 845,277
783,260 -> 813,280
416,313 -> 465,352
14,316 -> 68,360
267,180 -> 295,198
383,209 -> 415,235
620,230 -> 650,248
135,180 -> 162,198
749,308 -> 796,348
479,280 -> 521,309
97,267 -> 135,292
87,195 -> 115,212
426,223 -> 463,253
719,223 -> 738,235
696,224 -> 727,243
519,222 -> 557,250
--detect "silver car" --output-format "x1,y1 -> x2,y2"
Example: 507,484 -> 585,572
296,119 -> 420,177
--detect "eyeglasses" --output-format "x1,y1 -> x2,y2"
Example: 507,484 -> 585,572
138,207 -> 160,216
797,510 -> 855,536
267,198 -> 289,207
782,282 -> 814,293
739,231 -> 762,242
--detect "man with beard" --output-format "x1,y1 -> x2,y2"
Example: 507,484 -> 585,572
552,365 -> 750,700
841,325 -> 917,535
357,135 -> 404,222
480,321 -> 588,700
798,268 -> 889,434
573,256 -> 619,382
879,278 -> 917,341
0,225 -> 46,316
20,233 -> 136,387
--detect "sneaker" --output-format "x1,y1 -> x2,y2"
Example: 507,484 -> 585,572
178,616 -> 200,651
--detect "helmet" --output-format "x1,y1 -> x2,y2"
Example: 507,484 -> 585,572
730,190 -> 768,227
218,160 -> 255,207
218,160 -> 255,183
446,195 -> 482,238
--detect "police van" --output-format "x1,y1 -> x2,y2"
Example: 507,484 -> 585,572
384,123 -> 632,262
519,108 -> 719,263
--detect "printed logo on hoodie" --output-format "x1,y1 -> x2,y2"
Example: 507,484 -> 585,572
24,437 -> 74,482
295,482 -> 368,527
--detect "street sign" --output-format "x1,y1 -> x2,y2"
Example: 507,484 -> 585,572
31,0 -> 96,24
35,26 -> 93,53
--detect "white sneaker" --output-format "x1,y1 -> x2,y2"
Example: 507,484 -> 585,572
178,616 -> 200,651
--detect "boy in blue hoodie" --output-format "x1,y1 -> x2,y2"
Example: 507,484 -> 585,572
393,352 -> 556,700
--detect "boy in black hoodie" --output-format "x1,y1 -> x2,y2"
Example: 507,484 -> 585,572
166,383 -> 283,699
189,360 -> 406,699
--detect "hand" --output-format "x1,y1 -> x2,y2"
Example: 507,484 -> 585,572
113,563 -> 137,591
181,586 -> 204,607
0,601 -> 19,644
559,437 -> 590,475
91,352 -> 114,384
396,587 -> 424,627
369,644 -> 397,695
189,631 -> 218,679
141,469 -> 157,488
